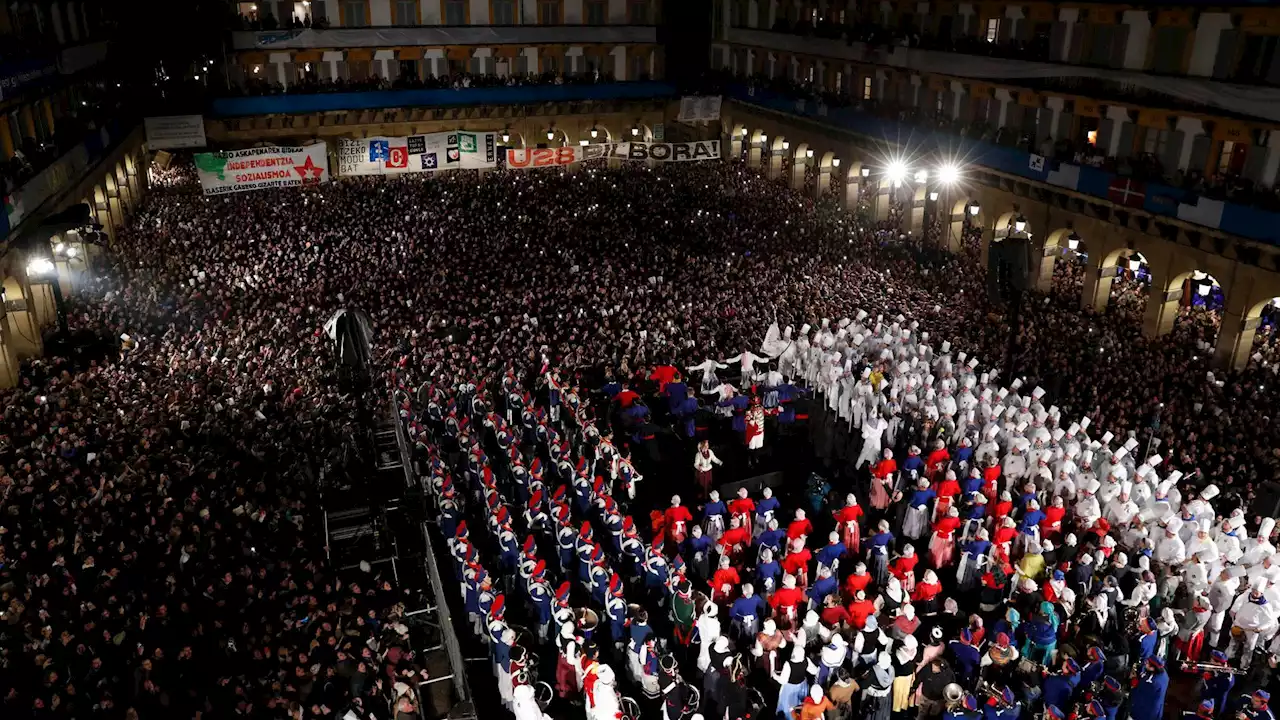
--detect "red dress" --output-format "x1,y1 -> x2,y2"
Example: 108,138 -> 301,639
783,547 -> 812,586
1039,506 -> 1066,541
712,566 -> 741,604
665,505 -> 693,545
870,459 -> 898,510
846,598 -> 876,629
787,518 -> 814,541
890,555 -> 919,593
834,504 -> 864,553
719,526 -> 751,562
928,516 -> 961,568
925,448 -> 950,480
844,572 -> 872,600
770,586 -> 805,626
729,497 -> 756,535
934,477 -> 961,519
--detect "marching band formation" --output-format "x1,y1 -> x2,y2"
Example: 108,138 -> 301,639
402,318 -> 1280,720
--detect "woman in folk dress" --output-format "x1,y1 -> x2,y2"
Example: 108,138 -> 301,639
834,493 -> 864,554
745,395 -> 766,451
928,506 -> 962,569
869,449 -> 898,512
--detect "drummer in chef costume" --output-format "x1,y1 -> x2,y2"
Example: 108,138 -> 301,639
696,600 -> 723,673
903,478 -> 936,541
512,683 -> 551,720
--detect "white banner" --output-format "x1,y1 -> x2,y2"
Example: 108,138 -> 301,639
194,144 -> 330,195
506,140 -> 721,169
678,96 -> 722,123
145,115 -> 208,149
337,131 -> 498,176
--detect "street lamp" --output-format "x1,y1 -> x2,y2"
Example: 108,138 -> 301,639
832,158 -> 841,168
501,131 -> 511,144
1013,215 -> 1027,233
1197,281 -> 1212,296
967,200 -> 980,216
806,149 -> 814,159
928,190 -> 939,202
937,164 -> 960,185
1066,231 -> 1081,251
590,127 -> 599,139
861,167 -> 871,178
782,141 -> 790,151
634,126 -> 642,137
1128,257 -> 1142,272
914,169 -> 928,184
547,129 -> 556,141
27,256 -> 68,335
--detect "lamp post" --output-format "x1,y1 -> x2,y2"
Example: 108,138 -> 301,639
27,256 -> 68,336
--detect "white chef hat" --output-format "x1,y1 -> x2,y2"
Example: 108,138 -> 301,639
1201,484 -> 1220,501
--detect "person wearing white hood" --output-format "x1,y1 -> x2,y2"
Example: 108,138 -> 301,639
695,601 -> 722,673
854,409 -> 888,470
818,633 -> 849,686
773,643 -> 816,719
862,652 -> 894,720
584,663 -> 621,720
851,368 -> 873,429
512,683 -> 551,720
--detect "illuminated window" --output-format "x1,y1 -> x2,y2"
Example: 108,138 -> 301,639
1218,140 -> 1236,172
834,70 -> 842,91
986,17 -> 999,43
863,76 -> 872,100
1086,129 -> 1098,146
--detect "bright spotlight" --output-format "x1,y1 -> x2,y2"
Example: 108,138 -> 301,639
65,246 -> 79,258
938,164 -> 960,185
928,190 -> 939,202
27,258 -> 55,277
886,161 -> 907,186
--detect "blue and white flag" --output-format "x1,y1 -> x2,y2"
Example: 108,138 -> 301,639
368,140 -> 390,162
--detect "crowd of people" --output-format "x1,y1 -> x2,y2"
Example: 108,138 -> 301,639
0,151 -> 1278,720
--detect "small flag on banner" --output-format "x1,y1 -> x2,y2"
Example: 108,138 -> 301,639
421,153 -> 438,170
368,140 -> 390,162
1108,177 -> 1146,208
387,146 -> 409,168
1029,154 -> 1045,172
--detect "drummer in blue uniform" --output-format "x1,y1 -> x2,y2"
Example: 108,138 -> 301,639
1184,700 -> 1216,720
1097,677 -> 1123,720
981,685 -> 1020,720
1079,646 -> 1106,688
1241,690 -> 1275,720
943,694 -> 981,720
1041,657 -> 1081,713
1130,656 -> 1169,720
1197,651 -> 1235,717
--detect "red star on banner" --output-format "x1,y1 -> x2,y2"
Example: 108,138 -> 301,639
294,156 -> 324,181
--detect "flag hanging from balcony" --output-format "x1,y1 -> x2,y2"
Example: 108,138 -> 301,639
1028,154 -> 1045,172
1107,177 -> 1146,208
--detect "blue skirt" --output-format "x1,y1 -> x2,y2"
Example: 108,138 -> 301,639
777,680 -> 810,719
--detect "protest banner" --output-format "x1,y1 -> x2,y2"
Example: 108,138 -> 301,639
195,144 -> 330,195
338,131 -> 498,176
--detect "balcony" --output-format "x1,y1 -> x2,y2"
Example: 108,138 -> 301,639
210,79 -> 676,116
724,27 -> 1280,123
727,82 -> 1280,246
232,24 -> 658,51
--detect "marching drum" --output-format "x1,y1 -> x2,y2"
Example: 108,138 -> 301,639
576,608 -> 600,640
621,696 -> 642,720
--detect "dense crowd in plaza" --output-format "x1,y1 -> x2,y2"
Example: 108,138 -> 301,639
1,155 -> 1280,720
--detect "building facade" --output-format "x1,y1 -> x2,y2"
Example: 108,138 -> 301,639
228,0 -> 665,89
